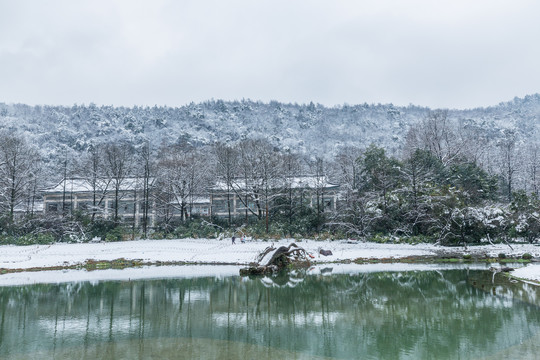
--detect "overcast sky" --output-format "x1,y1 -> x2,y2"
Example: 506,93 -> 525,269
1,0 -> 539,109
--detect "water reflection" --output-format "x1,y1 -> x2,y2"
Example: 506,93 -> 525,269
259,269 -> 307,288
0,269 -> 539,359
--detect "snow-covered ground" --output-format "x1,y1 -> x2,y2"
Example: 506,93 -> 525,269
1,238 -> 540,286
0,238 -> 440,270
512,265 -> 540,283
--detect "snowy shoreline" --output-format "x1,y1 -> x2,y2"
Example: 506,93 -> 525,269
1,238 -> 540,286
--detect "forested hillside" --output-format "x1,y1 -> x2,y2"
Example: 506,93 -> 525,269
1,94 -> 540,244
1,94 -> 540,178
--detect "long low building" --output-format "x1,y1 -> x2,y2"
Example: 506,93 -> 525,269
42,178 -> 155,226
209,176 -> 339,218
42,176 -> 339,226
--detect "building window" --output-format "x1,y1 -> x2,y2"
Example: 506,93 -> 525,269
212,199 -> 229,213
118,201 -> 134,214
192,206 -> 209,215
323,196 -> 333,205
47,203 -> 58,212
139,201 -> 147,212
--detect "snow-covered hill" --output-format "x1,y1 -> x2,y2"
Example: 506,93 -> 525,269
1,94 -> 539,169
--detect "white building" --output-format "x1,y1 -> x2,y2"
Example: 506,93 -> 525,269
209,175 -> 339,218
42,178 -> 156,226
42,175 -> 339,225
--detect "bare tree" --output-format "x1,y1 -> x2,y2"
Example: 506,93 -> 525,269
456,120 -> 490,167
236,139 -> 259,223
153,176 -> 176,232
525,143 -> 540,196
254,140 -> 283,232
332,146 -> 363,206
78,144 -> 111,222
54,146 -> 80,217
327,146 -> 366,236
410,110 -> 466,166
310,157 -> 326,214
139,142 -> 155,238
234,139 -> 280,222
214,139 -> 284,231
0,132 -> 40,223
233,139 -> 285,232
213,142 -> 238,226
156,143 -> 201,224
103,142 -> 133,224
281,149 -> 304,227
497,130 -> 518,202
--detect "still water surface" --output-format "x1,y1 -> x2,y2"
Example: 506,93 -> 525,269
1,267 -> 540,359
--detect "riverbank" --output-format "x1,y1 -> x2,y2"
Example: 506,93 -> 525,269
1,238 -> 540,284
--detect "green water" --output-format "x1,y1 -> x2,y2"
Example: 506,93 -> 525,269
1,268 -> 540,359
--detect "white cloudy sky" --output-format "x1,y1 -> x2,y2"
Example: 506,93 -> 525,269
0,0 -> 539,109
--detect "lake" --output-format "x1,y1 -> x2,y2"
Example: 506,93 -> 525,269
1,266 -> 539,359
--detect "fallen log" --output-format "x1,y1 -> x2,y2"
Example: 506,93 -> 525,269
240,242 -> 312,276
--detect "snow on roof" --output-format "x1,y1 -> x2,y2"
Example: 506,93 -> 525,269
43,178 -> 147,194
191,196 -> 211,204
167,196 -> 210,205
211,176 -> 339,191
288,176 -> 339,189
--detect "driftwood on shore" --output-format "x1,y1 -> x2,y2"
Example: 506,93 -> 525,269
240,243 -> 312,276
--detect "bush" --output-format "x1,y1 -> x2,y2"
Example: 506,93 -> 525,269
498,253 -> 507,259
173,219 -> 219,239
87,219 -> 117,239
402,235 -> 433,244
34,233 -> 56,244
0,233 -> 55,246
370,234 -> 392,243
522,253 -> 533,260
150,231 -> 165,240
105,227 -> 127,242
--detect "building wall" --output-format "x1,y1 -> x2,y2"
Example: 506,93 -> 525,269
209,189 -> 339,218
43,191 -> 211,226
43,191 -> 157,227
43,182 -> 339,223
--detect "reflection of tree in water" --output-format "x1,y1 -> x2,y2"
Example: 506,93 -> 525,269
259,270 -> 306,288
1,270 -> 540,359
468,269 -> 540,305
